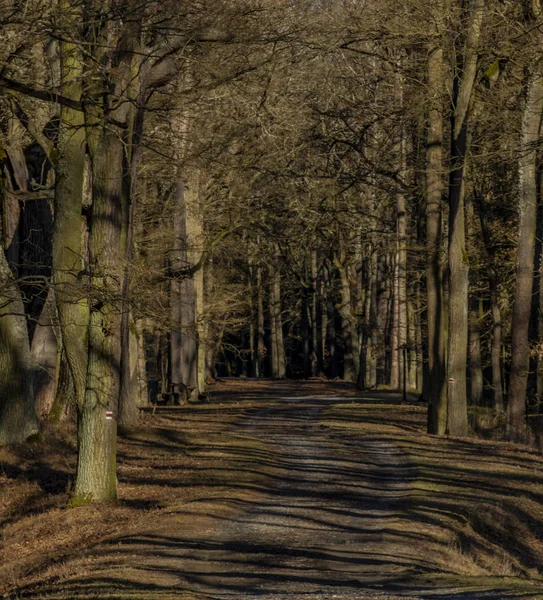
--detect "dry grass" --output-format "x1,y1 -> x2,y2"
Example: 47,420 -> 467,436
2,380 -> 543,598
0,391 -> 270,598
322,400 -> 543,581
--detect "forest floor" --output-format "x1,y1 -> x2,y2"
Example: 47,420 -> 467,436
2,380 -> 543,599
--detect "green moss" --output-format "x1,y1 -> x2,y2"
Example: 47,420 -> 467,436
67,493 -> 93,508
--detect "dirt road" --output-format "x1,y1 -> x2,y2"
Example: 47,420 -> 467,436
7,381 -> 543,599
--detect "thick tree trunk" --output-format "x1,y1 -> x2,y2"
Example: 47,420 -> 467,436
446,0 -> 484,437
72,124 -> 124,503
53,24 -> 89,417
508,56 -> 543,441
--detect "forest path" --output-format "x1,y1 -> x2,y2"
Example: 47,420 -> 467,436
10,380 -> 543,600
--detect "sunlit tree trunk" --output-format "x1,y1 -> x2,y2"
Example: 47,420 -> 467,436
446,0 -> 484,437
508,12 -> 543,440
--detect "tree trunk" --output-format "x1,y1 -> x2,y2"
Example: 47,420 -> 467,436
257,264 -> 266,377
446,0 -> 485,437
474,192 -> 504,411
508,45 -> 543,441
376,252 -> 390,385
72,123 -> 124,503
426,1 -> 447,434
325,263 -> 338,378
31,290 -> 59,421
311,251 -> 324,376
468,295 -> 483,406
336,258 -> 356,382
170,181 -> 198,399
0,201 -> 37,444
301,284 -> 311,377
53,15 -> 89,417
407,287 -> 418,391
270,250 -> 286,378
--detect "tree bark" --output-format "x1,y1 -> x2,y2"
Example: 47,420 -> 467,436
31,289 -> 59,421
170,181 -> 198,399
426,0 -> 447,434
336,256 -> 356,382
0,188 -> 37,444
72,123 -> 124,503
311,251 -> 324,376
257,264 -> 266,377
508,29 -> 543,440
270,249 -> 286,378
446,0 -> 484,437
325,263 -> 338,378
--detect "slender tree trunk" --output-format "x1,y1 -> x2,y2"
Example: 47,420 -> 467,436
170,181 -> 198,398
376,252 -> 389,385
446,0 -> 484,437
336,257 -> 356,382
257,265 -> 266,377
270,250 -> 286,378
426,2 -> 447,434
301,284 -> 311,377
407,287 -> 418,391
395,70 -> 408,392
468,295 -> 483,406
475,192 -> 504,411
390,252 -> 400,389
311,251 -> 324,376
508,46 -> 543,441
325,263 -> 338,378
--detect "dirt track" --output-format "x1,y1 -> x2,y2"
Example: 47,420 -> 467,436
6,380 -> 543,599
